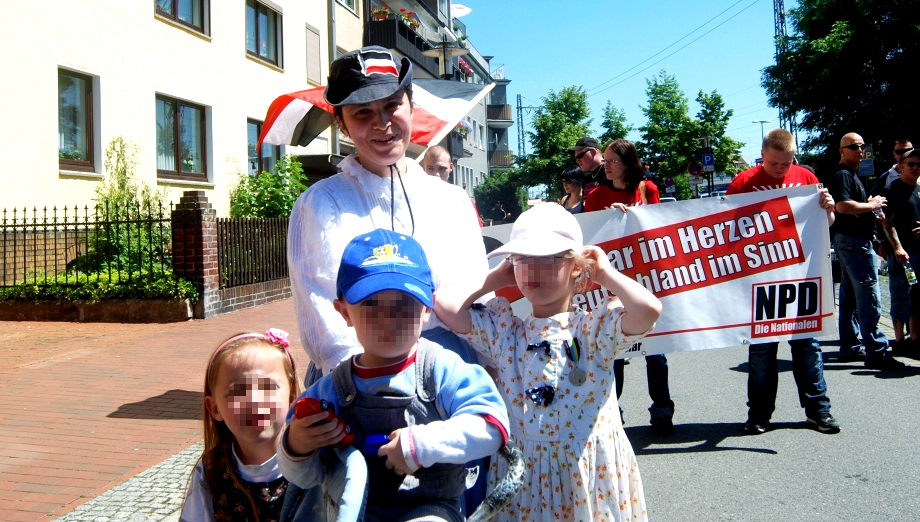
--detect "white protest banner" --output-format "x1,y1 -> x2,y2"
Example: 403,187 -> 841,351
481,185 -> 835,357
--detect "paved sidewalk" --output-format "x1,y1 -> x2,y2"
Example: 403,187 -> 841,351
0,299 -> 308,521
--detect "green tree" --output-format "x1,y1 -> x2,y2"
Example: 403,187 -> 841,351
474,168 -> 528,224
598,101 -> 633,146
762,0 -> 920,169
692,90 -> 744,176
230,154 -> 307,218
636,71 -> 696,199
517,86 -> 591,197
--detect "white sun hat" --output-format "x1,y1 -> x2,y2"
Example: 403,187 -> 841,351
488,202 -> 584,259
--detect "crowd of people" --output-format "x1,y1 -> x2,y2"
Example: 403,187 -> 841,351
178,45 -> 914,521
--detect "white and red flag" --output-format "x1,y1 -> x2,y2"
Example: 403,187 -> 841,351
257,79 -> 493,151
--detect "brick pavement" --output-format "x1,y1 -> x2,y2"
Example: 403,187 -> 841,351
0,299 -> 308,521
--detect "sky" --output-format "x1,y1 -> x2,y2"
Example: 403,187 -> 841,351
456,0 -> 791,167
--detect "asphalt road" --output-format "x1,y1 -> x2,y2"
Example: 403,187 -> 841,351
618,275 -> 920,520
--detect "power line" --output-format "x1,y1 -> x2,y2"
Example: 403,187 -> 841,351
586,0 -> 751,95
587,0 -> 761,99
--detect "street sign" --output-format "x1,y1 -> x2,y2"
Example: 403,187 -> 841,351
688,164 -> 701,176
702,153 -> 714,166
689,176 -> 703,185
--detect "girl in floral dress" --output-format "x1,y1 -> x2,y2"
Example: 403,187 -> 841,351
435,202 -> 661,521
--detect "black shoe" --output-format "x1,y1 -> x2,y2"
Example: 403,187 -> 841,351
865,354 -> 908,371
838,346 -> 866,362
806,413 -> 840,434
650,416 -> 674,436
891,339 -> 920,359
743,419 -> 769,435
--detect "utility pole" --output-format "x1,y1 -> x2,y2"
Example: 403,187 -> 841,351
515,94 -> 538,158
773,0 -> 797,148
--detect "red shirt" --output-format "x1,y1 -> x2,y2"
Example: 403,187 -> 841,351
726,165 -> 818,195
583,181 -> 660,212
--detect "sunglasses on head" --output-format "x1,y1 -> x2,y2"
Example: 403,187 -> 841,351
895,148 -> 914,155
843,143 -> 867,150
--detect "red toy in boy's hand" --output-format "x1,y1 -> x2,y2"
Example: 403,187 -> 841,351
292,398 -> 355,447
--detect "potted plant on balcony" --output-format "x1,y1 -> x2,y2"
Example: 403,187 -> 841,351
371,5 -> 390,20
458,57 -> 473,77
454,120 -> 471,138
398,8 -> 420,29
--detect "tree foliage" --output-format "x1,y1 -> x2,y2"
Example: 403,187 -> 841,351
517,86 -> 591,194
474,168 -> 528,223
762,0 -> 920,168
693,90 -> 744,175
230,154 -> 308,218
598,101 -> 633,146
636,72 -> 696,185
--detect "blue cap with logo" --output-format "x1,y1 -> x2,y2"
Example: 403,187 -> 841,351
336,229 -> 434,307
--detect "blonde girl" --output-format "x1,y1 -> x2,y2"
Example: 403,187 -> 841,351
181,329 -> 301,521
435,203 -> 662,521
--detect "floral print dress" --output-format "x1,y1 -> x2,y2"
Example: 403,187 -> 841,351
461,297 -> 648,521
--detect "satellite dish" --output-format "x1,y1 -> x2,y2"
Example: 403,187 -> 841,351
451,3 -> 471,17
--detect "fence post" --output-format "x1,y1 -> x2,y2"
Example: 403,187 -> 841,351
171,190 -> 218,318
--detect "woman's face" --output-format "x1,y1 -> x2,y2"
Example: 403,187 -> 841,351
603,148 -> 627,181
339,90 -> 412,176
562,179 -> 579,194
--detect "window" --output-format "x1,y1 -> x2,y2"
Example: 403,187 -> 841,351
58,69 -> 94,172
247,119 -> 280,176
305,24 -> 321,85
336,0 -> 356,10
246,0 -> 283,66
156,95 -> 207,180
478,123 -> 485,149
155,0 -> 208,34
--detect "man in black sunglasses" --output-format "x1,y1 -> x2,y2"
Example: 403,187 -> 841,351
879,148 -> 920,360
870,138 -> 914,347
827,133 -> 906,370
568,136 -> 604,195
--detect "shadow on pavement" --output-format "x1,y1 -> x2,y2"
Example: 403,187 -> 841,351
625,422 -> 784,455
108,389 -> 202,420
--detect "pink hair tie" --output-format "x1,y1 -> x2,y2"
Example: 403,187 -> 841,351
264,328 -> 290,348
207,328 -> 294,371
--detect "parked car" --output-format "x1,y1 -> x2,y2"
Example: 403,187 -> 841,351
660,197 -> 677,203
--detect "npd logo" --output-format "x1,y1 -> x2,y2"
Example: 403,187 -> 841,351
751,278 -> 822,338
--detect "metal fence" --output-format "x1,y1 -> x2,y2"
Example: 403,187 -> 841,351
1,203 -> 172,287
216,217 -> 288,289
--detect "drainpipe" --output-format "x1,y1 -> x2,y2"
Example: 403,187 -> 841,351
327,0 -> 339,154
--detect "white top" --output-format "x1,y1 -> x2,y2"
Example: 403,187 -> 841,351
287,154 -> 489,374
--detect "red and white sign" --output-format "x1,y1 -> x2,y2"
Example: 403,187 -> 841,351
481,186 -> 835,357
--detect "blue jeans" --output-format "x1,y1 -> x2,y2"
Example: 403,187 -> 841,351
833,234 -> 889,358
747,338 -> 830,422
614,353 -> 675,421
887,254 -> 911,324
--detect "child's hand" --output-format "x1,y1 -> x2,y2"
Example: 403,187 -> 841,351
286,411 -> 348,456
485,257 -> 517,292
378,428 -> 412,475
582,245 -> 614,281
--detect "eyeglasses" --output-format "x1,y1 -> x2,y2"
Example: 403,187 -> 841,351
895,148 -> 914,155
507,254 -> 569,266
574,149 -> 592,160
604,158 -> 623,165
905,161 -> 920,169
843,143 -> 867,150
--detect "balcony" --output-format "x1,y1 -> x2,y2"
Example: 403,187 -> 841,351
365,19 -> 439,78
487,104 -> 512,128
488,149 -> 513,168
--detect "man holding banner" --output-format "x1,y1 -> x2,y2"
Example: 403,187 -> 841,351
727,129 -> 839,434
827,132 -> 907,371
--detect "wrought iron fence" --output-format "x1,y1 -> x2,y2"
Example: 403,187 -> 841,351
216,217 -> 288,289
1,202 -> 172,287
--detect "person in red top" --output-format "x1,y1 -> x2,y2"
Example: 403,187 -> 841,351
726,128 -> 840,435
582,138 -> 675,435
584,139 -> 660,211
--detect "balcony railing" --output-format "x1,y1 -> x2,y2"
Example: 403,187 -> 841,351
365,19 -> 439,78
487,104 -> 512,127
488,149 -> 513,168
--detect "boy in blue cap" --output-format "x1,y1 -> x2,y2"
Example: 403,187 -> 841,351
279,228 -> 509,522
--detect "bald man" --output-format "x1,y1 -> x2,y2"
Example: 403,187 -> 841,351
827,132 -> 906,371
421,146 -> 453,182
